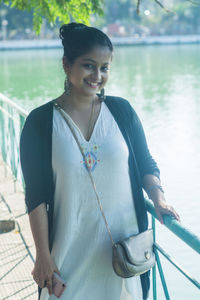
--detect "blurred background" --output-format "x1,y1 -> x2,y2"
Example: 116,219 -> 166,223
0,1 -> 200,299
0,0 -> 200,40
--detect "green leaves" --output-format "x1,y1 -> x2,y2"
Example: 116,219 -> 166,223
2,0 -> 198,34
1,0 -> 104,34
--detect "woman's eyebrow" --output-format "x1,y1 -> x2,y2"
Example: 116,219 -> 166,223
82,58 -> 96,63
81,58 -> 110,65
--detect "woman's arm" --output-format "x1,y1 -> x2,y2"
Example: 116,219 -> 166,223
29,203 -> 59,295
142,174 -> 180,224
29,203 -> 50,255
124,103 -> 180,224
20,106 -> 58,294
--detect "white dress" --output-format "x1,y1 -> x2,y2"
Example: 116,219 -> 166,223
40,102 -> 143,300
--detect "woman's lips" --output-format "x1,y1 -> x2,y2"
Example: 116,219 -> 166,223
85,80 -> 101,89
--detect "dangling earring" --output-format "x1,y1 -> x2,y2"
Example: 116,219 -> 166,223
64,76 -> 71,95
100,88 -> 105,102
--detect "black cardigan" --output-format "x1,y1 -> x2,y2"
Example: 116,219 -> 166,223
20,96 -> 160,300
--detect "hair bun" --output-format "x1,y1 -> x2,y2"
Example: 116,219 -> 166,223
59,22 -> 113,64
59,23 -> 87,40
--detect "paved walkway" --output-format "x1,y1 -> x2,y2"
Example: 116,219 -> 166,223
0,155 -> 37,299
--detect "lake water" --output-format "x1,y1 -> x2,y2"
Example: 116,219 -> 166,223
0,45 -> 200,299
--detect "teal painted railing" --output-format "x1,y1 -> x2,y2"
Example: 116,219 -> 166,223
0,93 -> 27,189
0,93 -> 200,299
145,198 -> 200,299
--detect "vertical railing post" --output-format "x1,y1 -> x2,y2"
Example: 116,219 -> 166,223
0,104 -> 7,176
154,247 -> 170,300
152,216 -> 157,300
8,108 -> 17,192
152,211 -> 170,299
19,114 -> 25,189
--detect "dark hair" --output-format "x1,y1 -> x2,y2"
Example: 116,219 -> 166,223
59,22 -> 113,64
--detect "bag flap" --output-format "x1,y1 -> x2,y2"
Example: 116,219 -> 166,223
120,229 -> 154,265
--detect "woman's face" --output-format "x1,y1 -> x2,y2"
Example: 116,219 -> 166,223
64,46 -> 112,98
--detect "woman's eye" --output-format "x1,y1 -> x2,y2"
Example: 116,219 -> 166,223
84,64 -> 94,69
83,64 -> 109,72
101,66 -> 109,72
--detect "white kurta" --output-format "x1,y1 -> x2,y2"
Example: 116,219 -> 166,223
40,102 -> 143,300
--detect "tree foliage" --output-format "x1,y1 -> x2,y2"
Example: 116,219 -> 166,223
0,0 -> 199,34
0,0 -> 104,33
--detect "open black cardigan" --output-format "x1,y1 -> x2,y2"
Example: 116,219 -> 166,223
20,96 -> 160,300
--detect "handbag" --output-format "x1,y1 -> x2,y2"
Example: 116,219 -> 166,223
54,100 -> 155,278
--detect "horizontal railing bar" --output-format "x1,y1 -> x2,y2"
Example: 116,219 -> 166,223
154,242 -> 200,289
0,93 -> 28,117
145,198 -> 200,254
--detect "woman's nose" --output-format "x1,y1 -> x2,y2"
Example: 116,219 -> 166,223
92,68 -> 102,81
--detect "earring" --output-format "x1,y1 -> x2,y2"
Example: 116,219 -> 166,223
100,88 -> 105,102
64,76 -> 71,95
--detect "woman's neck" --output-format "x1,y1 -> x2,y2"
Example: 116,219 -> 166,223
59,92 -> 98,111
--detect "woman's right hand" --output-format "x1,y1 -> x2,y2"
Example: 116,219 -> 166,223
32,251 -> 60,295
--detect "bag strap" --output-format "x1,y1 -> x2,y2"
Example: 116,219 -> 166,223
54,100 -> 115,246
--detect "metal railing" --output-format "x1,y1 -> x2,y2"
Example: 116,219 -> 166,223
145,198 -> 200,299
0,93 -> 27,189
0,93 -> 200,299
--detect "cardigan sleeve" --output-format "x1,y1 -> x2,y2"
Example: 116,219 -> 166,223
20,110 -> 48,213
128,103 -> 160,179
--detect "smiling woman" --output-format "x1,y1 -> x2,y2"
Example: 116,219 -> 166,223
62,46 -> 112,106
19,22 -> 180,300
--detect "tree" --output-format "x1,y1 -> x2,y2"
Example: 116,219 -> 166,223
0,0 -> 104,33
0,0 -> 199,34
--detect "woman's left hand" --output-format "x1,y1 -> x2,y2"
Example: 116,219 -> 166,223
154,200 -> 181,225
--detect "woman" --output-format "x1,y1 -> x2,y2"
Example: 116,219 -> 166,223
20,23 -> 180,300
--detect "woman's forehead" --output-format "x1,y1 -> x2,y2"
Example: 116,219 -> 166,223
78,46 -> 112,64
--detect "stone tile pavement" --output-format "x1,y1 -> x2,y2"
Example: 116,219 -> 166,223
0,155 -> 38,300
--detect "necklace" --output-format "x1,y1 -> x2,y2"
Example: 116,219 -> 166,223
86,98 -> 95,140
60,94 -> 96,141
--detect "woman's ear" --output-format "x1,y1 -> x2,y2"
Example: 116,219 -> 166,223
62,56 -> 71,73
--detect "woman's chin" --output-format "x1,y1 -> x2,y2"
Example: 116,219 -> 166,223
82,88 -> 101,97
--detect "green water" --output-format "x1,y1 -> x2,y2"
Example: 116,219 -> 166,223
0,45 -> 200,299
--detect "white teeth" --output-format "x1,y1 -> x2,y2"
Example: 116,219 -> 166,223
86,80 -> 99,87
